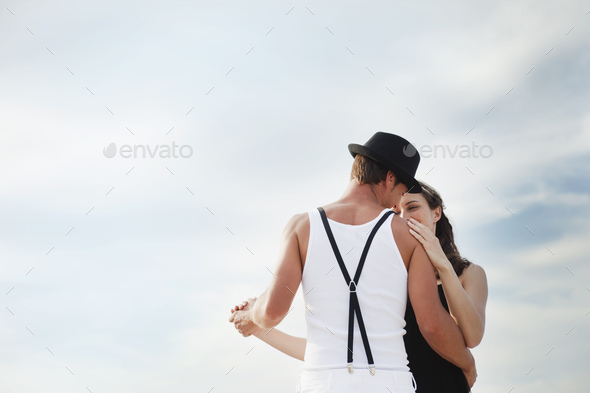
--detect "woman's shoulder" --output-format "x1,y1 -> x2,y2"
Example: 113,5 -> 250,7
459,262 -> 487,285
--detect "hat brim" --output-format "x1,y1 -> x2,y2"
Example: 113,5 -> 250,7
348,144 -> 422,194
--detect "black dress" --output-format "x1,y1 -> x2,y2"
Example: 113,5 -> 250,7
403,284 -> 471,393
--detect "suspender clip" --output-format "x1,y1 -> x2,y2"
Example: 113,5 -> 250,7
348,281 -> 357,292
369,365 -> 376,376
348,363 -> 354,374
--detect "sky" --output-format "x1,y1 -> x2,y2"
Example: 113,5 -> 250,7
1,0 -> 590,392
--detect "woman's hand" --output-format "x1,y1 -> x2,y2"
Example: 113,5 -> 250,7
230,297 -> 257,314
407,218 -> 452,274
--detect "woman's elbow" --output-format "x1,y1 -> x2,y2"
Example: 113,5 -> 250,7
464,329 -> 484,348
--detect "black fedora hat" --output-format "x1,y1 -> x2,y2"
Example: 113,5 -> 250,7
348,132 -> 422,193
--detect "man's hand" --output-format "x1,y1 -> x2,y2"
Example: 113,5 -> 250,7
229,299 -> 261,337
462,356 -> 477,388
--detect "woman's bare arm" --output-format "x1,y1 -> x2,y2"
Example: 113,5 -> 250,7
408,218 -> 488,348
253,328 -> 306,361
438,263 -> 488,348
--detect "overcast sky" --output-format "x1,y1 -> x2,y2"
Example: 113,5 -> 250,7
1,1 -> 590,392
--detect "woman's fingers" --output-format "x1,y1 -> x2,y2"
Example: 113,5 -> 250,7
408,219 -> 427,236
408,218 -> 432,233
230,297 -> 257,328
408,219 -> 435,244
409,228 -> 426,245
230,299 -> 251,314
409,217 -> 427,228
407,220 -> 424,238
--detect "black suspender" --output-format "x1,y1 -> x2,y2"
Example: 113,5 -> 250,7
317,207 -> 394,375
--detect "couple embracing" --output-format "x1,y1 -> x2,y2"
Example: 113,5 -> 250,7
229,132 -> 488,393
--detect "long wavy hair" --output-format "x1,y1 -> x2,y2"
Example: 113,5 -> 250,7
419,181 -> 472,277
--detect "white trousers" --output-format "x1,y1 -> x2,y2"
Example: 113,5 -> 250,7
297,369 -> 416,393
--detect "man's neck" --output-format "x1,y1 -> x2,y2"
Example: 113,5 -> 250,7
339,180 -> 387,208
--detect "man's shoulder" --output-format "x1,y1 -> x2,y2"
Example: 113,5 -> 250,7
285,212 -> 311,264
389,214 -> 419,261
284,212 -> 311,234
290,211 -> 310,224
389,214 -> 412,240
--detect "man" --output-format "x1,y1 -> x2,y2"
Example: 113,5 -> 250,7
230,132 -> 475,392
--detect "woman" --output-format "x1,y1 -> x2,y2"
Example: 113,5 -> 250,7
231,181 -> 488,392
397,181 -> 487,392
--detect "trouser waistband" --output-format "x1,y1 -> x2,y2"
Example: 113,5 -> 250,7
298,369 -> 416,393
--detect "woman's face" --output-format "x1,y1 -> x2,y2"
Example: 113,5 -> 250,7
393,193 -> 441,232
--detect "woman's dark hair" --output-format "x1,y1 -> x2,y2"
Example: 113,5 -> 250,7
419,181 -> 472,277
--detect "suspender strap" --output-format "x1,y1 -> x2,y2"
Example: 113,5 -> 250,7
351,291 -> 372,364
317,207 -> 394,373
317,207 -> 352,285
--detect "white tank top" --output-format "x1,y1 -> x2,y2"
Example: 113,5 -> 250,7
302,208 -> 409,371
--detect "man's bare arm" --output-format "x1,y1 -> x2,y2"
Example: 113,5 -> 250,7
408,243 -> 474,371
250,213 -> 305,328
